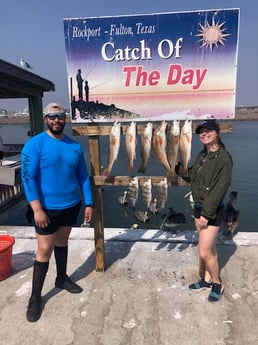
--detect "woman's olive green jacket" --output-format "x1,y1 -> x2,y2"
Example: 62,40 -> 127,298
190,147 -> 233,220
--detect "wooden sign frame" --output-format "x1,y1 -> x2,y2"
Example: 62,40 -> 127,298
73,122 -> 233,271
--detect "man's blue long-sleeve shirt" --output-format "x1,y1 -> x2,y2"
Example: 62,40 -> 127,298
21,132 -> 93,209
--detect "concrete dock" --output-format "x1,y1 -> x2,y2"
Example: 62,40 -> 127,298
0,226 -> 258,345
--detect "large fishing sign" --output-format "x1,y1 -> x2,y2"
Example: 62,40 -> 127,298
63,9 -> 239,122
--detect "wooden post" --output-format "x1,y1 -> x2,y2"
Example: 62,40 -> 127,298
199,257 -> 205,278
88,134 -> 105,272
70,77 -> 73,100
28,96 -> 44,136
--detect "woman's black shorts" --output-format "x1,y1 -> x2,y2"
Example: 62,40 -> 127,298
194,204 -> 225,227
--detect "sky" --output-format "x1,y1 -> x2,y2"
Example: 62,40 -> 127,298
0,0 -> 257,111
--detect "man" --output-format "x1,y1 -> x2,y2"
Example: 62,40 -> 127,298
21,102 -> 93,322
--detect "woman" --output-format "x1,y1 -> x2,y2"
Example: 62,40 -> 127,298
189,119 -> 233,302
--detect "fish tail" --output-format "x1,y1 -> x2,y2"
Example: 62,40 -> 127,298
160,202 -> 165,210
166,169 -> 178,185
180,166 -> 189,177
127,164 -> 134,173
130,201 -> 136,209
102,167 -> 111,177
138,165 -> 146,173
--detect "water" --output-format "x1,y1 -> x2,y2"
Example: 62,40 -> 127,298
0,121 -> 257,232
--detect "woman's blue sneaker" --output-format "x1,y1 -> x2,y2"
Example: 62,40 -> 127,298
208,282 -> 224,302
189,278 -> 212,291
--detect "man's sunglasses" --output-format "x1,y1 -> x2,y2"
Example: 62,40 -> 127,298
46,113 -> 66,120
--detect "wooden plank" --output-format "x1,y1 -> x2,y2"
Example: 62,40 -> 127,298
72,122 -> 233,136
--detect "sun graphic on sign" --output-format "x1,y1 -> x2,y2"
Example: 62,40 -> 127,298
196,17 -> 230,51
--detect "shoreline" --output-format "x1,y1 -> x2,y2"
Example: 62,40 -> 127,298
0,107 -> 257,125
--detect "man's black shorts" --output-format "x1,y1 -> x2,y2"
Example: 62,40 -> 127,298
35,200 -> 82,235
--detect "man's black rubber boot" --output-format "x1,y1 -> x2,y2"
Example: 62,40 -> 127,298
55,275 -> 83,293
26,296 -> 42,322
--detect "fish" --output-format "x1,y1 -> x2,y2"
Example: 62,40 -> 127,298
167,120 -> 180,175
223,191 -> 240,237
125,121 -> 137,172
81,220 -> 90,227
149,198 -> 158,214
152,121 -> 170,172
128,176 -> 139,208
134,210 -> 149,223
179,119 -> 192,177
156,177 -> 168,210
138,122 -> 153,173
152,121 -> 176,184
118,191 -> 128,205
103,121 -> 121,176
160,207 -> 186,231
142,178 -> 152,209
184,190 -> 195,210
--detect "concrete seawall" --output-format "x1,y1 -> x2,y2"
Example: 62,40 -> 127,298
0,226 -> 258,345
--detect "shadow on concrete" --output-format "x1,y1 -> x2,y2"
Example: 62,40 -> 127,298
68,229 -> 199,275
218,242 -> 238,272
11,251 -> 35,275
19,230 -> 238,306
151,229 -> 198,252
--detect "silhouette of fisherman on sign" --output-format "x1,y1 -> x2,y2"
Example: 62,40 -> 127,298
76,69 -> 83,100
84,80 -> 89,102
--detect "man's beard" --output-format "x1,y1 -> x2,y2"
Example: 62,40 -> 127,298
47,122 -> 65,135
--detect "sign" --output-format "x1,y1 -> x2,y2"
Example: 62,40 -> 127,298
63,9 -> 239,122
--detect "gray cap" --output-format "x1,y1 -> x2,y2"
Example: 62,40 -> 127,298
43,102 -> 65,117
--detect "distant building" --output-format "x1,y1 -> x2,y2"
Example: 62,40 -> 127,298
0,109 -> 7,116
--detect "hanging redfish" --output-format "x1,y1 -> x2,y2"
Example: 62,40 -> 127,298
138,122 -> 153,173
152,121 -> 170,171
179,119 -> 192,177
167,120 -> 180,175
152,121 -> 174,183
103,121 -> 121,177
125,121 -> 137,172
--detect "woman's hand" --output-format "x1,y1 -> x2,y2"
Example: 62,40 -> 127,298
196,215 -> 209,230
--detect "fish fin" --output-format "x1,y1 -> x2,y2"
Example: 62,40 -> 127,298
129,133 -> 135,143
158,137 -> 164,146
